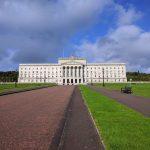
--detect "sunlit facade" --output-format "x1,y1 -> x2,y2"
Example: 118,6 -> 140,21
18,57 -> 127,85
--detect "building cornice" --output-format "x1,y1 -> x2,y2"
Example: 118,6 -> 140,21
19,64 -> 60,66
87,63 -> 126,65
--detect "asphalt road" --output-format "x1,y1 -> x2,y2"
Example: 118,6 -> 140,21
59,86 -> 105,150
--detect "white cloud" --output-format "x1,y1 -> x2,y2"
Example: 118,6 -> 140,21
0,0 -> 112,70
115,4 -> 143,26
76,25 -> 150,73
0,0 -> 149,73
75,3 -> 150,73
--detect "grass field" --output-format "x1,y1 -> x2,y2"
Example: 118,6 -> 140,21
80,85 -> 150,150
0,83 -> 55,94
95,83 -> 150,98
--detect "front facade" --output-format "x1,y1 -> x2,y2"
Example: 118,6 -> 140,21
18,57 -> 127,85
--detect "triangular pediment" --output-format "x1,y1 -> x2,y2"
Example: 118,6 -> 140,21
61,60 -> 84,65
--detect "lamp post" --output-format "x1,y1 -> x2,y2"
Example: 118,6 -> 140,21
15,69 -> 18,88
44,75 -> 46,83
130,78 -> 132,87
91,71 -> 92,85
102,68 -> 105,87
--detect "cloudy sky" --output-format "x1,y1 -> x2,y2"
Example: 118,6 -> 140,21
0,0 -> 150,72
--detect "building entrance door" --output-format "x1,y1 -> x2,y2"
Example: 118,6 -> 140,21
75,79 -> 77,84
63,79 -> 65,85
67,79 -> 69,85
79,79 -> 81,83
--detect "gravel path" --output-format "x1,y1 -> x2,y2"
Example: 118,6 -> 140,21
0,86 -> 75,150
59,86 -> 104,150
88,85 -> 150,117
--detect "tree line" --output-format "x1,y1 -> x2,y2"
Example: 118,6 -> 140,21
0,71 -> 150,82
127,72 -> 150,81
0,71 -> 18,82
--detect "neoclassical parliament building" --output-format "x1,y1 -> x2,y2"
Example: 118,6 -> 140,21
18,57 -> 127,85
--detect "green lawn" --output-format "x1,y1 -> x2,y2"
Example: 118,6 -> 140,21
95,83 -> 150,98
0,83 -> 55,94
80,85 -> 150,150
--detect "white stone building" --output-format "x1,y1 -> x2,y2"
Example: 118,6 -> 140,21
18,57 -> 127,85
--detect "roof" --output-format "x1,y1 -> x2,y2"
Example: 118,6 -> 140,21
87,63 -> 126,65
59,56 -> 85,60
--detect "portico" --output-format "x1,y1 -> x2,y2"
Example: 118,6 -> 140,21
62,65 -> 84,85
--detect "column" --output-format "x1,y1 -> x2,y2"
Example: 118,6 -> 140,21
76,67 -> 79,84
75,66 -> 77,77
67,67 -> 69,77
63,67 -> 65,77
65,67 -> 67,84
71,67 -> 73,77
81,66 -> 83,83
76,67 -> 77,77
69,67 -> 71,77
72,67 -> 74,78
78,67 -> 81,78
73,67 -> 75,85
79,66 -> 81,77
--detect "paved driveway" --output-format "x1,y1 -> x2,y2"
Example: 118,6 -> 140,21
0,86 -> 75,150
60,86 -> 104,150
88,85 -> 150,117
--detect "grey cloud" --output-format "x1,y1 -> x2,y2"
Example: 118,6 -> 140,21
0,0 -> 111,70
